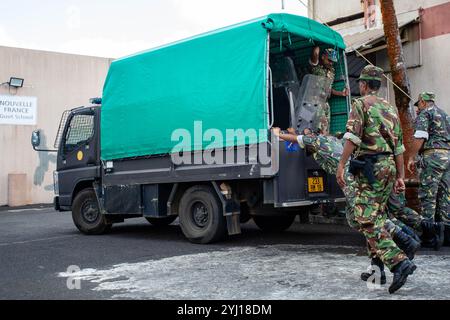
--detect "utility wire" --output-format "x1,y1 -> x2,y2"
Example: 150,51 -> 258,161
296,0 -> 413,100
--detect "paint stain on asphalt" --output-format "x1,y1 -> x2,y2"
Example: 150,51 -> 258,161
58,245 -> 450,300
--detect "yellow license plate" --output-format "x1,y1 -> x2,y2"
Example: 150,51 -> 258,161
308,177 -> 324,193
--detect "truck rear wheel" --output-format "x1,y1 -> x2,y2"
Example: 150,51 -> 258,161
253,215 -> 296,232
178,185 -> 227,244
145,216 -> 177,227
72,188 -> 112,235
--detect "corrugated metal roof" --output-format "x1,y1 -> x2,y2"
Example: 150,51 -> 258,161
344,13 -> 419,53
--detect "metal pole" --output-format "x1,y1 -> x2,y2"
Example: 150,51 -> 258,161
281,0 -> 285,10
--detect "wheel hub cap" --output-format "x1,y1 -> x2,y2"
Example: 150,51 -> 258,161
192,202 -> 209,228
82,201 -> 99,223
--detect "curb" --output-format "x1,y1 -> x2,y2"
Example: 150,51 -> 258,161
0,203 -> 53,212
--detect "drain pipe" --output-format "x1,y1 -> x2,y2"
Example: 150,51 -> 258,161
418,8 -> 424,68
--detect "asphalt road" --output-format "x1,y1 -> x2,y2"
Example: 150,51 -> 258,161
0,207 -> 449,300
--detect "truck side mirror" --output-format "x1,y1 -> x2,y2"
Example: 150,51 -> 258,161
31,130 -> 41,149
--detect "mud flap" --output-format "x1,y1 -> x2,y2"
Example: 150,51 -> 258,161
92,182 -> 107,215
212,181 -> 241,236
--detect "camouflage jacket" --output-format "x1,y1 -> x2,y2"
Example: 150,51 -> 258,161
309,61 -> 335,87
344,92 -> 405,156
302,135 -> 343,175
414,104 -> 450,151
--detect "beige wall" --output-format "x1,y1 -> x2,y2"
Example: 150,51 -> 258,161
310,0 -> 361,22
378,33 -> 450,114
409,34 -> 450,113
0,46 -> 111,206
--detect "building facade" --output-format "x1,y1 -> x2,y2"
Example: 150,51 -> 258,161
309,0 -> 450,114
0,46 -> 111,206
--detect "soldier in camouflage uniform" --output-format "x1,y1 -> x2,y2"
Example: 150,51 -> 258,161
336,65 -> 415,294
407,92 -> 450,245
272,129 -> 422,285
309,46 -> 349,135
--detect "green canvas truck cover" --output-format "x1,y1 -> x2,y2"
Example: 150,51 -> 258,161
101,13 -> 345,160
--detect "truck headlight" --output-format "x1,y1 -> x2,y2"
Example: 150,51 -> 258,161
53,171 -> 59,196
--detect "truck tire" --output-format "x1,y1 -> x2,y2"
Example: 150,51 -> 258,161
72,188 -> 112,235
145,216 -> 177,227
253,215 -> 296,232
178,185 -> 227,244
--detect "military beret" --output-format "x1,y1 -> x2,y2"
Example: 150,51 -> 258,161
414,92 -> 435,106
357,65 -> 384,82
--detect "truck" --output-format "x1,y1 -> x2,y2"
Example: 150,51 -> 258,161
32,14 -> 351,244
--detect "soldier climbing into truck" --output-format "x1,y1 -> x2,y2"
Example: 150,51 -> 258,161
308,46 -> 349,135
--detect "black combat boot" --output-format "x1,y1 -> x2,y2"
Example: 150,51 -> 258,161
393,228 -> 421,260
361,258 -> 387,285
389,259 -> 417,294
401,224 -> 421,244
421,220 -> 444,251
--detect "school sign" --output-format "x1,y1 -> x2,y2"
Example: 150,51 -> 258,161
0,95 -> 37,125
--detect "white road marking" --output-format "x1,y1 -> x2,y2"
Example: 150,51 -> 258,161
5,208 -> 49,213
58,244 -> 450,300
0,235 -> 78,247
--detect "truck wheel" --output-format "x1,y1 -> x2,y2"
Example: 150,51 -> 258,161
145,216 -> 177,227
72,188 -> 112,235
253,215 -> 296,232
178,185 -> 227,244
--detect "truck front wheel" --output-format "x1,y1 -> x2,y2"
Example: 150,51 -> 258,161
253,215 -> 296,232
178,185 -> 227,244
72,188 -> 112,235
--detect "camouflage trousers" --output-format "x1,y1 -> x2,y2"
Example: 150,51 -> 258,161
419,149 -> 450,226
347,191 -> 424,236
346,156 -> 407,271
385,192 -> 424,233
314,102 -> 330,136
298,134 -> 420,267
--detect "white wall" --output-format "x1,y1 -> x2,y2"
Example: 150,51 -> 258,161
407,34 -> 450,113
0,46 -> 111,206
376,35 -> 450,115
311,0 -> 361,22
394,0 -> 448,12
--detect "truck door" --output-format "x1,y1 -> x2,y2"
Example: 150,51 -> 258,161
57,109 -> 100,207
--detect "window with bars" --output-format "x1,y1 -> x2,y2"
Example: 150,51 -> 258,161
64,114 -> 94,151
